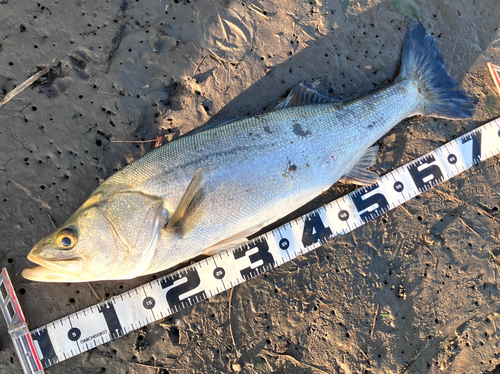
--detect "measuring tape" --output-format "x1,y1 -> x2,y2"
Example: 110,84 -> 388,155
1,117 -> 499,373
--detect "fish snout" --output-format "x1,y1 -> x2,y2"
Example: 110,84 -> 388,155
25,238 -> 84,278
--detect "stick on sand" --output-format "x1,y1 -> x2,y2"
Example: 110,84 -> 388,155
0,58 -> 59,109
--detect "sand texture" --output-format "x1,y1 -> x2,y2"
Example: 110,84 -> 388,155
1,0 -> 500,373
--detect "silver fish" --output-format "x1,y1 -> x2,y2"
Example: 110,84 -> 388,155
23,20 -> 474,282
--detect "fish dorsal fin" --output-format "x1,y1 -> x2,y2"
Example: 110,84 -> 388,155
275,83 -> 341,109
182,116 -> 242,137
167,168 -> 204,237
343,145 -> 380,186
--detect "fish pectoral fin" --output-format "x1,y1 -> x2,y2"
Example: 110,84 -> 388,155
342,145 -> 380,186
202,220 -> 271,256
166,168 -> 204,238
275,82 -> 341,109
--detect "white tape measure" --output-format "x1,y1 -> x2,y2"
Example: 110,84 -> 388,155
1,117 -> 499,373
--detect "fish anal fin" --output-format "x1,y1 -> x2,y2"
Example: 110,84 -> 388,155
343,145 -> 380,186
275,82 -> 341,109
166,168 -> 204,237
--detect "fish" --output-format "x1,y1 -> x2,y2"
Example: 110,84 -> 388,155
22,20 -> 474,282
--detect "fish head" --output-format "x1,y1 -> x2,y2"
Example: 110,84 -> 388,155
23,190 -> 165,282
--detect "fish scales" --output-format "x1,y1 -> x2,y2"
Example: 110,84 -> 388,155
112,81 -> 418,274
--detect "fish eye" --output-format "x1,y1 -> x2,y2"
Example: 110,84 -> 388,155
61,237 -> 72,247
57,228 -> 78,249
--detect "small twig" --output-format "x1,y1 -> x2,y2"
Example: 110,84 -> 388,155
14,102 -> 31,116
215,7 -> 229,44
9,180 -> 51,209
110,139 -> 157,143
403,152 -> 415,161
264,350 -> 329,374
354,344 -> 369,360
456,216 -> 480,236
87,282 -> 103,302
106,24 -> 126,73
132,362 -> 186,371
300,29 -> 319,45
228,288 -> 241,359
190,42 -> 200,53
0,58 -> 58,108
399,205 -> 412,217
207,50 -> 227,66
47,213 -> 57,229
192,54 -> 207,76
194,350 -> 205,362
371,304 -> 379,337
249,3 -> 269,19
206,50 -> 239,67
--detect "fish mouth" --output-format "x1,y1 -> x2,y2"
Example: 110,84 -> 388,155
23,253 -> 84,282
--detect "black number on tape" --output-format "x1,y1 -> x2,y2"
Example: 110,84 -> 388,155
408,155 -> 444,191
351,184 -> 390,223
234,238 -> 275,279
161,269 -> 207,311
461,131 -> 482,163
98,302 -> 123,339
31,327 -> 57,368
302,212 -> 333,246
67,327 -> 81,341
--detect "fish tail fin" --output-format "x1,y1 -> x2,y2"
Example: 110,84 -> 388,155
398,19 -> 475,120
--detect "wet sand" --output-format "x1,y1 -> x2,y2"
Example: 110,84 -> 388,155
1,0 -> 500,373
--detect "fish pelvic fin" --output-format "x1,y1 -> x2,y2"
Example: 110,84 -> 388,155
342,145 -> 380,186
398,19 -> 474,120
202,219 -> 275,256
166,168 -> 204,237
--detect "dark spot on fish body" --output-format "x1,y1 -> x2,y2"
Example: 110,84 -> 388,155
263,126 -> 272,134
288,164 -> 297,172
398,86 -> 408,95
292,123 -> 311,137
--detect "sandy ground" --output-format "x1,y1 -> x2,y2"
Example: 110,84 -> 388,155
1,0 -> 500,373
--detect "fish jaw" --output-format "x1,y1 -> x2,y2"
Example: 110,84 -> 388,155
23,255 -> 84,282
23,236 -> 84,281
